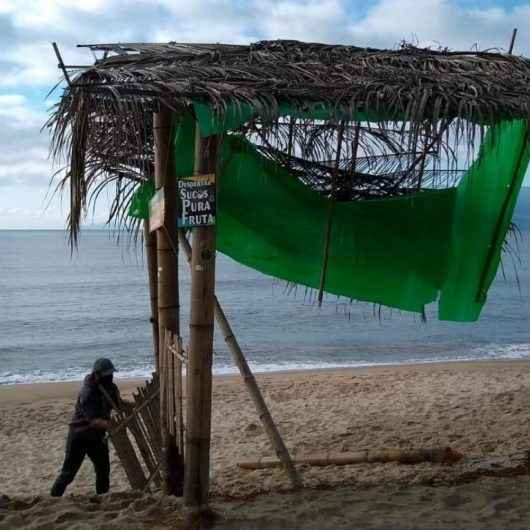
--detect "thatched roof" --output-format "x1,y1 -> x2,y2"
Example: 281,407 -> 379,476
47,40 -> 530,240
62,40 -> 530,122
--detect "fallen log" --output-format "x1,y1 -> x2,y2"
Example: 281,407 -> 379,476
238,447 -> 463,470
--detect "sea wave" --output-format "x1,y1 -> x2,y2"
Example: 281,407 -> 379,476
1,343 -> 527,385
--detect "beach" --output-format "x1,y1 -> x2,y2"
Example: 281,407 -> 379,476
1,359 -> 529,528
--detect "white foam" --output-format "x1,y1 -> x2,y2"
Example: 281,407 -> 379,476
1,343 -> 527,385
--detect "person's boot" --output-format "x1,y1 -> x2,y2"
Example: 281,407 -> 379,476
50,478 -> 66,497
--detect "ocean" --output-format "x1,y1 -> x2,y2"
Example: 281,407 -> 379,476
0,229 -> 528,385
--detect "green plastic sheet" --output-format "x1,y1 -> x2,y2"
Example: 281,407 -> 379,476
439,120 -> 529,321
128,180 -> 154,219
129,111 -> 529,322
217,136 -> 456,315
193,101 -> 392,136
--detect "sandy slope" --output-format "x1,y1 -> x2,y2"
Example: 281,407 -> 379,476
0,360 -> 529,528
1,477 -> 530,529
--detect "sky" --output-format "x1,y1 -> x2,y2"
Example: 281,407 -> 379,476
1,0 -> 529,229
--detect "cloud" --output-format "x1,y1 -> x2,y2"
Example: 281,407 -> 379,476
1,1 -> 528,89
350,0 -> 530,52
0,94 -> 51,187
0,0 -> 261,87
0,0 -> 529,228
252,0 -> 350,42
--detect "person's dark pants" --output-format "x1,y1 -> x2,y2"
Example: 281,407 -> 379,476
51,430 -> 110,496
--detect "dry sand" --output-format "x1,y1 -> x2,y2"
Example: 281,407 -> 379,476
0,359 -> 529,528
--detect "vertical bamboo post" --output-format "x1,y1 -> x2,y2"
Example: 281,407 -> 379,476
178,232 -> 302,488
318,121 -> 345,306
184,129 -> 219,512
144,220 -> 159,369
508,28 -> 518,54
153,107 -> 184,496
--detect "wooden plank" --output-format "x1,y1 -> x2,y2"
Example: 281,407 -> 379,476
144,388 -> 162,453
134,394 -> 163,489
143,462 -> 162,492
126,414 -> 159,488
132,384 -> 161,466
109,428 -> 147,490
109,389 -> 160,435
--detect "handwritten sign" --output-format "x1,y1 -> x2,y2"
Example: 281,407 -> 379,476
178,174 -> 216,228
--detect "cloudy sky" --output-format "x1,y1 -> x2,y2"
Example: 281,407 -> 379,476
1,0 -> 529,228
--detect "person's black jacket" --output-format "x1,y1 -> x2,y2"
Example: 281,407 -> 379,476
69,374 -> 121,438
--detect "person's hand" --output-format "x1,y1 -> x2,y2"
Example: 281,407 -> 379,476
91,418 -> 112,430
121,400 -> 135,412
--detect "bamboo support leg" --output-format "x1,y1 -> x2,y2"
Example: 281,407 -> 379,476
179,232 -> 302,489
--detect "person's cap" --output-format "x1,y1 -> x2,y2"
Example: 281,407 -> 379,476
92,358 -> 117,377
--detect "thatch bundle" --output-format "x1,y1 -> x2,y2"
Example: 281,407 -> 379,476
46,40 -> 530,239
57,40 -> 530,122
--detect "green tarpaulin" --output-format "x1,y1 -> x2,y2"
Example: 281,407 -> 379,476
129,110 -> 529,322
128,181 -> 155,220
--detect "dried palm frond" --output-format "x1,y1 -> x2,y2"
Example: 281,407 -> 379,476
46,39 -> 530,242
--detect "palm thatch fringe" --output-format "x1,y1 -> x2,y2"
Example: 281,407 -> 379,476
45,39 -> 530,242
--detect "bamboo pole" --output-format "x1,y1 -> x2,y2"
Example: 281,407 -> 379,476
508,28 -> 518,54
238,447 -> 464,469
184,130 -> 219,511
179,232 -> 303,489
144,220 -> 159,369
153,107 -> 184,496
318,121 -> 345,306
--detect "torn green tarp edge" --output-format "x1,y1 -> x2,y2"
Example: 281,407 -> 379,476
193,100 -> 398,136
477,123 -> 530,299
192,113 -> 528,321
192,100 -> 508,137
173,116 -> 455,315
127,102 -> 402,219
438,119 -> 530,321
126,109 -> 529,322
216,133 -> 457,315
127,180 -> 155,219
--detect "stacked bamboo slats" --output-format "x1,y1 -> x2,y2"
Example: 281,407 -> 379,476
107,375 -> 164,491
161,329 -> 185,453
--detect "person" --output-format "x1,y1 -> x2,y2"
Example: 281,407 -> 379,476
50,358 -> 129,496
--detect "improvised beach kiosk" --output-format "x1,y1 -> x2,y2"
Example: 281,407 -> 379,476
48,39 -> 530,516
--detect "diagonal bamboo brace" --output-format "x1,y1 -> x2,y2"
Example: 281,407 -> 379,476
178,231 -> 303,489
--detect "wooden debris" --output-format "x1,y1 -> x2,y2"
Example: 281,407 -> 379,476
107,377 -> 163,491
238,447 -> 464,470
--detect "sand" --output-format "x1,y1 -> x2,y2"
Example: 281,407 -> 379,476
0,360 -> 529,528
